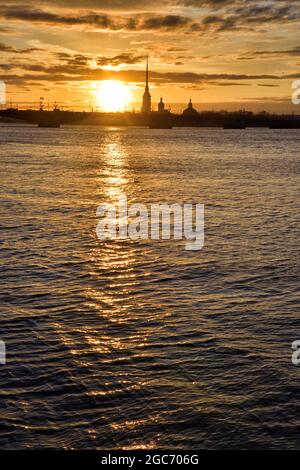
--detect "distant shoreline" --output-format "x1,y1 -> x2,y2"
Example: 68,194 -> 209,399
1,109 -> 300,130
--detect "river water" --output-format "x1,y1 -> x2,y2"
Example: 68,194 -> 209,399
0,125 -> 299,449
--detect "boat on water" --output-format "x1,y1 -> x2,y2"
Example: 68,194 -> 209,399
269,121 -> 300,129
148,114 -> 173,129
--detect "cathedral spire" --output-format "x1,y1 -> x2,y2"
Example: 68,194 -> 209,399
141,56 -> 151,113
146,56 -> 149,90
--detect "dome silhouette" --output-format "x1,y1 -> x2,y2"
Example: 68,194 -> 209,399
182,99 -> 198,117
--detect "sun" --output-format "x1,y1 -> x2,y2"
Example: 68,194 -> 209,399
94,80 -> 132,112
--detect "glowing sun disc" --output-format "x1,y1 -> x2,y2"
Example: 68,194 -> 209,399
95,80 -> 131,111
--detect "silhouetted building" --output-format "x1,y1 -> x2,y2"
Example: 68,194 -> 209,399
53,101 -> 60,112
39,97 -> 44,112
158,97 -> 165,113
141,57 -> 151,113
182,99 -> 198,117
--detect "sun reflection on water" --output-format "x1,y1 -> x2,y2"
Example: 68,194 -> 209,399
98,139 -> 134,203
51,133 -> 160,448
87,134 -> 146,327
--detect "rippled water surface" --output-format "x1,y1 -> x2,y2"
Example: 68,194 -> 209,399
0,126 -> 299,449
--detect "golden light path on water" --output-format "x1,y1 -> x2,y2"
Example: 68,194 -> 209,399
53,134 -> 166,449
89,136 -> 169,448
0,126 -> 299,449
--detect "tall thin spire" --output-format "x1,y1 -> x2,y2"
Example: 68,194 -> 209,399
141,56 -> 151,113
145,55 -> 149,90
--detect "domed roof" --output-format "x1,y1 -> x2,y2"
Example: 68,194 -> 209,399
182,99 -> 198,117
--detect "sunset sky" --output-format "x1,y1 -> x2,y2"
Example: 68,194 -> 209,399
0,0 -> 299,112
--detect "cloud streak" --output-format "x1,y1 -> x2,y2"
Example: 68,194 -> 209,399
0,2 -> 298,34
0,42 -> 43,54
238,46 -> 300,60
0,6 -> 201,32
1,63 -> 299,85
